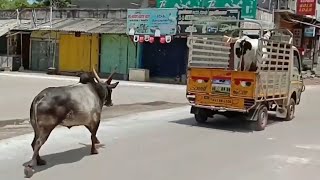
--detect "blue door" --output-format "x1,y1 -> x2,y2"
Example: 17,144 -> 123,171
141,38 -> 188,78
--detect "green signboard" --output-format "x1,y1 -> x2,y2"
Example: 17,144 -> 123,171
157,0 -> 257,19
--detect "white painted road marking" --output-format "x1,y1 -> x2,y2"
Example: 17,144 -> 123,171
295,144 -> 320,151
268,155 -> 311,165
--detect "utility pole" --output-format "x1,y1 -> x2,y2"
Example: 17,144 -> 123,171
48,0 -> 57,74
50,0 -> 53,28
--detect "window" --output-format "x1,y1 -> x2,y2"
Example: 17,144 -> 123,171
293,50 -> 301,73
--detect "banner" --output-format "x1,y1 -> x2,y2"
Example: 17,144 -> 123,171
126,8 -> 178,36
157,0 -> 257,19
296,0 -> 316,16
177,8 -> 241,35
304,26 -> 316,37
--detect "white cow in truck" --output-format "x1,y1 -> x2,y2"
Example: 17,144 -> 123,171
224,31 -> 272,71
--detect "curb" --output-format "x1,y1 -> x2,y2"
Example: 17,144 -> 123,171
0,72 -> 186,90
1,71 -> 319,90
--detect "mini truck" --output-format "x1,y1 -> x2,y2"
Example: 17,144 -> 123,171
185,20 -> 305,131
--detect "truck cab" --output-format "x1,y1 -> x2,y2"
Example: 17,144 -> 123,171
291,47 -> 305,105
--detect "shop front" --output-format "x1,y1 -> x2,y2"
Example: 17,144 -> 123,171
30,30 -> 60,71
274,0 -> 320,71
59,32 -> 99,73
126,8 -> 180,82
100,34 -> 137,79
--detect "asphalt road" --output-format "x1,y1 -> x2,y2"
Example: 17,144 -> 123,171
0,72 -> 187,139
0,82 -> 319,179
0,72 -> 187,122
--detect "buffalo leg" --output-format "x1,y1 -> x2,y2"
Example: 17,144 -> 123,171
31,133 -> 46,166
25,127 -> 54,178
85,125 -> 100,144
86,121 -> 100,155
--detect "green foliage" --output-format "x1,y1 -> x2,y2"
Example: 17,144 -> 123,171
35,0 -> 71,8
0,0 -> 32,9
0,0 -> 72,9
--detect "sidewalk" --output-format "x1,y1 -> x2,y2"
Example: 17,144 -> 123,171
2,70 -> 320,87
0,71 -> 186,90
303,77 -> 320,86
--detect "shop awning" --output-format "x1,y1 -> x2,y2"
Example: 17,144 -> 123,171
289,19 -> 320,29
0,19 -> 18,37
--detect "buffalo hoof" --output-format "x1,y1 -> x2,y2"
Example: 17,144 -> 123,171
24,166 -> 35,178
37,158 -> 47,166
94,138 -> 100,144
91,149 -> 99,155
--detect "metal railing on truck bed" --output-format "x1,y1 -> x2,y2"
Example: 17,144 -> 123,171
256,32 -> 293,101
187,35 -> 231,69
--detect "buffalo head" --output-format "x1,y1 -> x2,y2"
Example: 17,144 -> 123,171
92,68 -> 119,107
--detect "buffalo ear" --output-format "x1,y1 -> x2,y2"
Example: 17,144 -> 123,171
107,82 -> 119,89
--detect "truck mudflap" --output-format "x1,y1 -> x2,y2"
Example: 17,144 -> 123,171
190,103 -> 261,121
190,103 -> 248,113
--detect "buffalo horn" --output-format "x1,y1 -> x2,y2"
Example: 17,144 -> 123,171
92,68 -> 102,82
106,66 -> 118,85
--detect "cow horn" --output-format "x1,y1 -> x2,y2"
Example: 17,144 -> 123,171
92,68 -> 102,82
106,66 -> 118,85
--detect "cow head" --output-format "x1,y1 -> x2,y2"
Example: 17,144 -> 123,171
92,68 -> 119,107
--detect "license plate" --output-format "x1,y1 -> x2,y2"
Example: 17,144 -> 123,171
195,95 -> 245,109
213,86 -> 230,93
198,95 -> 232,105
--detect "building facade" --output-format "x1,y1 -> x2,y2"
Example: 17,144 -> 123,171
126,8 -> 182,83
30,31 -> 59,71
0,8 -> 136,78
274,0 -> 320,71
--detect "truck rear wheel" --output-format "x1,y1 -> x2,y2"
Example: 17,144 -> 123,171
194,109 -> 208,124
251,105 -> 268,131
284,98 -> 295,121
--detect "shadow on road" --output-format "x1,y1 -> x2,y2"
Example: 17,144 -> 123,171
171,114 -> 283,133
23,143 -> 105,177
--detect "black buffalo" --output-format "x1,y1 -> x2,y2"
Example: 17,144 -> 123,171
24,68 -> 119,178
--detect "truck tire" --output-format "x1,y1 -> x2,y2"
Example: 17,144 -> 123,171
284,98 -> 295,121
194,109 -> 208,124
251,105 -> 268,131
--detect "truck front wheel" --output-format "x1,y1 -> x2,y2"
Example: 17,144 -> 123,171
284,98 -> 295,121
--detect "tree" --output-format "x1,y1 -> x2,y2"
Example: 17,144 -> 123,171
0,0 -> 71,9
0,0 -> 9,9
0,0 -> 32,9
34,0 -> 71,8
12,0 -> 31,8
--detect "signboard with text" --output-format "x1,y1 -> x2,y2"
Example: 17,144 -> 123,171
157,0 -> 256,19
296,0 -> 316,16
304,26 -> 316,37
177,8 -> 241,35
126,8 -> 178,36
